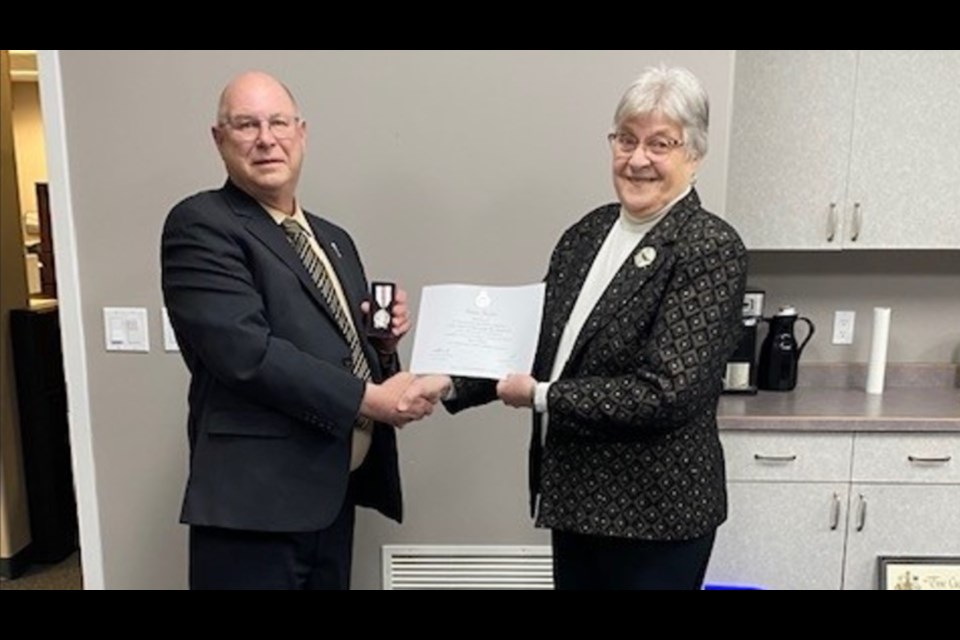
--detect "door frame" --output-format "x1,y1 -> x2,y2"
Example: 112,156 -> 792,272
36,50 -> 104,590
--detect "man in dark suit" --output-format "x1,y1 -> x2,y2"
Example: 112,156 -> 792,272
162,71 -> 431,589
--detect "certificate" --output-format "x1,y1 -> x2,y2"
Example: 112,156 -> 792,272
409,283 -> 545,379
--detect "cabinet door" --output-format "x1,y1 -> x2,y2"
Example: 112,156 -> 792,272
845,51 -> 960,249
726,51 -> 857,250
706,482 -> 848,590
843,484 -> 960,590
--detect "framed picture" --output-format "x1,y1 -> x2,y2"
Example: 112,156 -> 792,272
878,557 -> 960,590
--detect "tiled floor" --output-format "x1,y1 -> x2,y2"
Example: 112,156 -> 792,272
0,552 -> 82,590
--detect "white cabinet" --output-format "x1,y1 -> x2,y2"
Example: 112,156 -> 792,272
726,50 -> 960,250
843,485 -> 960,590
707,432 -> 852,590
726,51 -> 857,250
846,52 -> 960,249
843,433 -> 960,590
709,482 -> 848,590
709,430 -> 960,590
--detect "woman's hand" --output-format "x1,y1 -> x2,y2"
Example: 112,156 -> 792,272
497,374 -> 536,408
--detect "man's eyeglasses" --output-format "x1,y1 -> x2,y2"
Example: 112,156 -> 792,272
221,115 -> 301,142
607,132 -> 684,159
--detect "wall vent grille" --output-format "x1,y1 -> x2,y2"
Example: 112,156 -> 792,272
382,544 -> 553,590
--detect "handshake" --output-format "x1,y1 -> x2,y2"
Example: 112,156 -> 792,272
360,372 -> 538,428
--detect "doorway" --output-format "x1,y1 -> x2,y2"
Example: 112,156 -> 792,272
0,49 -> 81,590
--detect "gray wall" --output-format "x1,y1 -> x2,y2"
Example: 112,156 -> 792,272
51,51 -> 956,589
749,251 -> 960,365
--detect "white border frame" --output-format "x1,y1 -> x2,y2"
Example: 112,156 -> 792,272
36,50 -> 104,589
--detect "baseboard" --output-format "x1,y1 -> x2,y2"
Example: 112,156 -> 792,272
0,545 -> 33,580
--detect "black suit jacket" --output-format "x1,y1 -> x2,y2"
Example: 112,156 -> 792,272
161,181 -> 401,533
448,189 -> 746,540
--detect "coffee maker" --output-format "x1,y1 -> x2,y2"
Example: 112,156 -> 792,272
723,289 -> 764,394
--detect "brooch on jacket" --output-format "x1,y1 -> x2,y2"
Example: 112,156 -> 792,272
633,246 -> 657,269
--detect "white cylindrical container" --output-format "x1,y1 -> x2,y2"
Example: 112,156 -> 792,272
865,307 -> 891,395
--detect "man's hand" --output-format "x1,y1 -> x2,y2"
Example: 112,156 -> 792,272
399,375 -> 452,412
360,371 -> 434,428
497,373 -> 536,409
360,287 -> 410,355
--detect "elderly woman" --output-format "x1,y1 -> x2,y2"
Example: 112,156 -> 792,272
409,66 -> 747,589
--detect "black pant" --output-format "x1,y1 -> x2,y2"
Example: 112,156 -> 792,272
189,494 -> 355,590
551,528 -> 716,590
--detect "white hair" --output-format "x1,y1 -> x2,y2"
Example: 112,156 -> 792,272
613,65 -> 709,160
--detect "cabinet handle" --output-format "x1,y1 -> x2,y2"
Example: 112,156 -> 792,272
830,492 -> 841,531
908,455 -> 952,464
753,454 -> 798,462
856,494 -> 867,532
850,202 -> 862,242
827,202 -> 837,242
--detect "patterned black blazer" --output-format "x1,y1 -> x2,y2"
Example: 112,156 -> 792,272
447,189 -> 747,540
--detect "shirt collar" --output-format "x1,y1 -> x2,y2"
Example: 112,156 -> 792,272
261,200 -> 312,238
619,185 -> 692,230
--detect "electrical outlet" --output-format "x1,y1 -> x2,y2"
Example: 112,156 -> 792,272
833,310 -> 855,345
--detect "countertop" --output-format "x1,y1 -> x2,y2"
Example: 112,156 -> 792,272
718,364 -> 959,432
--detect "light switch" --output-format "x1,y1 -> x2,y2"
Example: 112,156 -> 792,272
103,307 -> 150,352
161,307 -> 179,352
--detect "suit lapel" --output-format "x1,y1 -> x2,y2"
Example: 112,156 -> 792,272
221,182 -> 340,325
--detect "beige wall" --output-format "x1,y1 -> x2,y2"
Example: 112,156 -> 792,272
51,50 -> 957,589
0,50 -> 32,565
11,81 -> 48,233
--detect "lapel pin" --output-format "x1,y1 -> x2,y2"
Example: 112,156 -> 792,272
634,246 -> 657,269
330,241 -> 343,259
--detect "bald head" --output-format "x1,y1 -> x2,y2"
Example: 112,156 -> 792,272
217,71 -> 299,124
212,71 -> 307,213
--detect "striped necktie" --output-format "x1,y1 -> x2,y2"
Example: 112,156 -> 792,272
280,218 -> 372,385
